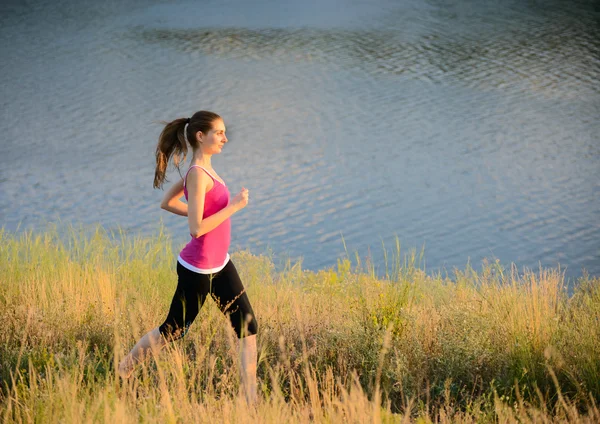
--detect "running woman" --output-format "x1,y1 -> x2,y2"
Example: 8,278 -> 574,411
118,111 -> 258,404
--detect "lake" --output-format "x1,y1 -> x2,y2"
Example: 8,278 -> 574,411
1,0 -> 598,280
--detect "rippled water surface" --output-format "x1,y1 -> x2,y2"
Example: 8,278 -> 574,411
1,0 -> 599,279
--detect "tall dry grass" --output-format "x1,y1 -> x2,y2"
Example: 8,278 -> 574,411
0,225 -> 598,423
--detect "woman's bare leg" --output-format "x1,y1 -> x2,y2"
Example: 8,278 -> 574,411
118,327 -> 167,378
240,334 -> 258,404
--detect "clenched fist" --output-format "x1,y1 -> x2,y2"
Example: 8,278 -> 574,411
232,188 -> 249,211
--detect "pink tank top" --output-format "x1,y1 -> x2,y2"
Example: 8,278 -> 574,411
178,165 -> 231,274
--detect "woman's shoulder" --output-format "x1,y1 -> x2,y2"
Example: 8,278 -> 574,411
185,166 -> 213,190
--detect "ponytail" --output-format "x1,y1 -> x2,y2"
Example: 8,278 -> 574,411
154,118 -> 188,189
153,110 -> 222,189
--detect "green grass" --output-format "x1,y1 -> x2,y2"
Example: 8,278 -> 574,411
0,225 -> 598,423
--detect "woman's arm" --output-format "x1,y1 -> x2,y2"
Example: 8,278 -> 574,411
160,179 -> 188,216
187,168 -> 248,238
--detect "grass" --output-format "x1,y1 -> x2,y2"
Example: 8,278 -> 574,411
0,225 -> 599,423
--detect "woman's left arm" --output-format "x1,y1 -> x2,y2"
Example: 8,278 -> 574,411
160,179 -> 188,216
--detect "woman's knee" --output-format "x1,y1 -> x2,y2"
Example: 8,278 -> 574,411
233,312 -> 258,338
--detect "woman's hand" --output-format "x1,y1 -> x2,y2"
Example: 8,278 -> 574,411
232,188 -> 249,211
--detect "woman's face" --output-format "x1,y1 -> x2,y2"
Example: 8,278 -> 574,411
198,119 -> 228,154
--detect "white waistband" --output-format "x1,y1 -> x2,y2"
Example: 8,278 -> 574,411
177,254 -> 230,274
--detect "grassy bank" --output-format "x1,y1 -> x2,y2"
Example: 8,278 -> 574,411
0,226 -> 599,423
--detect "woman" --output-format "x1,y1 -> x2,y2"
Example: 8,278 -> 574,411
118,111 -> 258,404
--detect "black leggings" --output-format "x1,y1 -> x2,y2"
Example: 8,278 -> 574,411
159,260 -> 257,339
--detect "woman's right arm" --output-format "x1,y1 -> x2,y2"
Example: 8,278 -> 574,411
160,178 -> 188,216
187,168 -> 248,238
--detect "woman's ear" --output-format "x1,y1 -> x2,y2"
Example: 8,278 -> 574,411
196,131 -> 204,143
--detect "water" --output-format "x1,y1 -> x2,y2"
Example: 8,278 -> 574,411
1,0 -> 599,280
